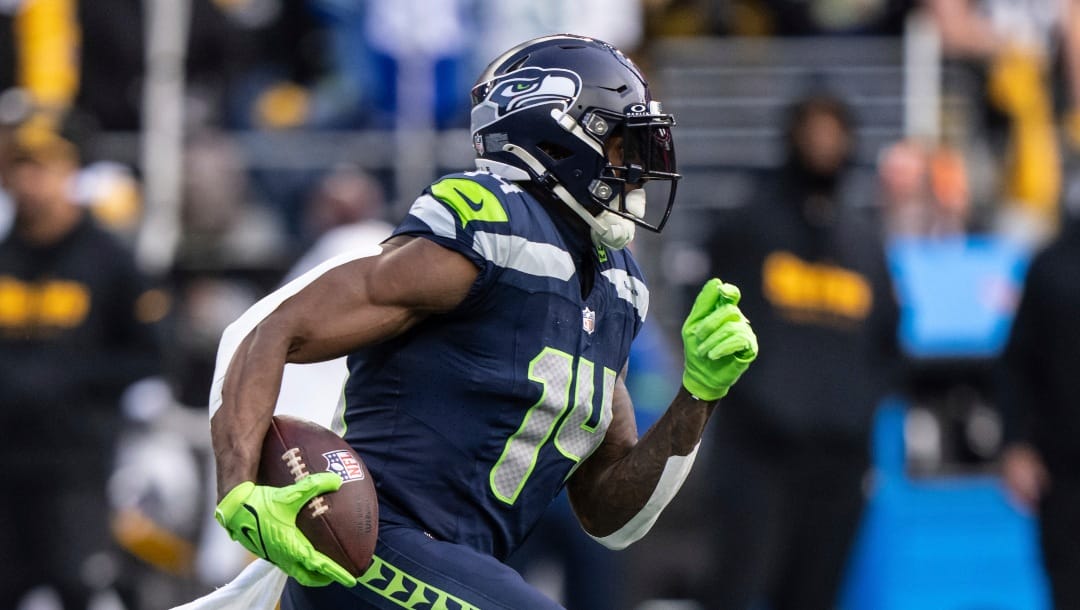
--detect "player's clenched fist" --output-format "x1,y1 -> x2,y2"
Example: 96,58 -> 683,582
681,278 -> 758,401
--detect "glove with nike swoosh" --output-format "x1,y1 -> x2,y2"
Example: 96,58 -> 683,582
215,473 -> 357,588
681,278 -> 758,401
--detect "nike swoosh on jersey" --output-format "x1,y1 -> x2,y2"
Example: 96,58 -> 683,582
428,178 -> 508,228
454,187 -> 485,211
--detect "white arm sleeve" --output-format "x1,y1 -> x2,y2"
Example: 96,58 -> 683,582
588,442 -> 701,550
207,246 -> 382,420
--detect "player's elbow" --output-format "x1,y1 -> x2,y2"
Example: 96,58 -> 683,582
588,517 -> 657,550
572,495 -> 656,551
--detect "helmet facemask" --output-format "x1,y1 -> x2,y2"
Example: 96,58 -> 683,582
580,102 -> 679,235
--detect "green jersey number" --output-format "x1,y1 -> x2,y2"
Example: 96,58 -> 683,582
489,347 -> 617,505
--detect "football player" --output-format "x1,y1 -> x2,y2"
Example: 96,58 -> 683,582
209,35 -> 757,609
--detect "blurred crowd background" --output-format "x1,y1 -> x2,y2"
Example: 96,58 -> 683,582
1,0 -> 1077,608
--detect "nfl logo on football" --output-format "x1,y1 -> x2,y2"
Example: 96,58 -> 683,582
582,307 -> 596,335
323,450 -> 366,483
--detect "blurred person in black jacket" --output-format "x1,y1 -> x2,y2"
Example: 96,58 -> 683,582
697,93 -> 900,610
998,213 -> 1080,610
0,126 -> 165,609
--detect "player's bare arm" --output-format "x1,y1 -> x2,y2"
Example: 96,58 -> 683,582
567,373 -> 714,537
211,235 -> 478,500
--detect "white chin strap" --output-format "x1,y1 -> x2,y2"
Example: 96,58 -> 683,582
590,190 -> 646,250
501,144 -> 644,250
590,210 -> 637,250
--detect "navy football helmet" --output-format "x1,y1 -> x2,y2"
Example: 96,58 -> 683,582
470,35 -> 679,249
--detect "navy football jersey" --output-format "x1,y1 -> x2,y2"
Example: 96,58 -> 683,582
340,169 -> 649,560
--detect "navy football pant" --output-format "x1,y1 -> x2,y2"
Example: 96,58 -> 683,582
281,523 -> 564,609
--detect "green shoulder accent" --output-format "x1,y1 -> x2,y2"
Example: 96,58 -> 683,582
430,178 -> 508,228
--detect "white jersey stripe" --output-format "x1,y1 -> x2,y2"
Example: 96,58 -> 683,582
473,232 -> 576,281
601,268 -> 650,321
410,194 -> 459,240
409,194 -> 576,281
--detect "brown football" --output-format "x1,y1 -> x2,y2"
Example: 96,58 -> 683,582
257,415 -> 378,576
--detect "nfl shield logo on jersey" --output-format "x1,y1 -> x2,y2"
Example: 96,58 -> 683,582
323,450 -> 366,483
582,307 -> 596,335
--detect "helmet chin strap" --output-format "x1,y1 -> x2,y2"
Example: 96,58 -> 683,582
502,144 -> 642,250
589,209 -> 637,250
591,190 -> 647,250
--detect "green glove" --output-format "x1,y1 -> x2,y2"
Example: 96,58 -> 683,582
215,473 -> 357,588
681,278 -> 758,401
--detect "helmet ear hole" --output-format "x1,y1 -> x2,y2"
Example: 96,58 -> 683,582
538,141 -> 573,162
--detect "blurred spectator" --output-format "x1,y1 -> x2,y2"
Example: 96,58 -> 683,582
0,0 -> 79,131
0,125 -> 167,609
0,0 -> 78,247
878,138 -> 972,238
274,165 -> 393,422
234,0 -> 474,134
76,0 -> 285,132
218,0 -> 363,131
998,210 -> 1080,610
642,0 -> 709,38
0,118 -> 15,240
74,160 -> 144,240
177,129 -> 289,269
0,0 -> 142,265
366,0 -> 474,129
471,0 -> 645,74
168,129 -> 291,412
287,164 -> 393,274
926,0 -> 1075,245
75,0 -> 143,131
200,0 -> 390,237
697,92 -> 900,610
709,0 -> 914,36
0,0 -> 148,247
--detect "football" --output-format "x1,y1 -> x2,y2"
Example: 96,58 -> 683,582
257,415 -> 378,576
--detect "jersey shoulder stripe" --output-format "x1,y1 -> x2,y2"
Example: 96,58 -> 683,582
396,171 -> 576,281
430,176 -> 509,228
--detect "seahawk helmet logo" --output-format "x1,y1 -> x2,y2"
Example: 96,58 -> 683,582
471,67 -> 582,132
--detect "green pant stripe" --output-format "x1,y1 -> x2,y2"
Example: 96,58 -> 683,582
357,554 -> 481,610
